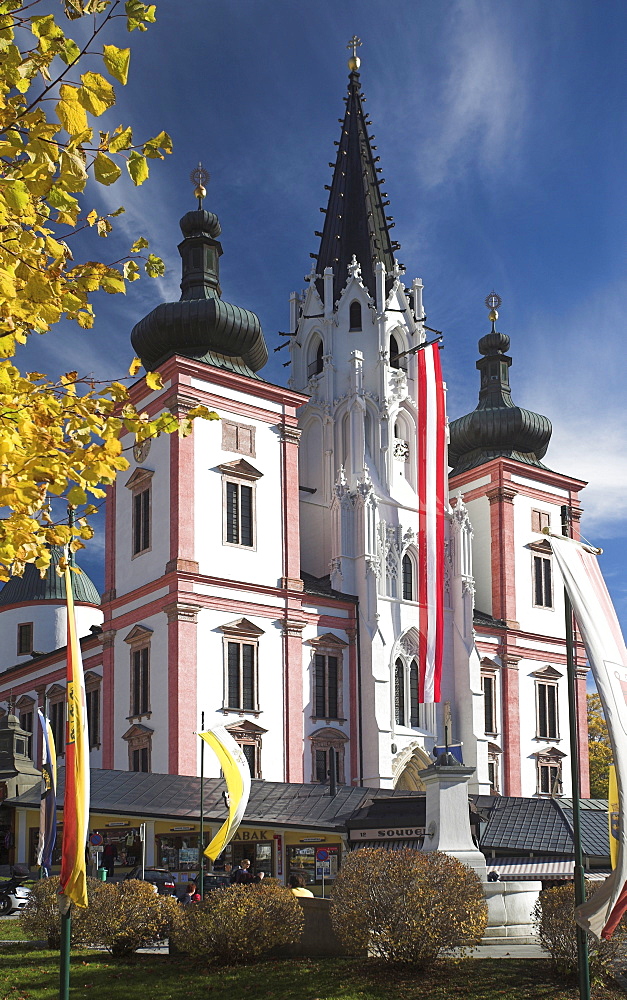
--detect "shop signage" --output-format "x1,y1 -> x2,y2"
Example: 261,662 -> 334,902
315,846 -> 339,879
169,826 -> 195,832
349,827 -> 425,841
300,837 -> 325,843
232,829 -> 269,841
105,821 -> 130,828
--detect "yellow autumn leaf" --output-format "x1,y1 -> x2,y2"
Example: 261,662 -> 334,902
93,151 -> 122,185
78,71 -> 116,116
145,371 -> 163,390
128,357 -> 142,377
56,84 -> 89,135
102,44 -> 130,85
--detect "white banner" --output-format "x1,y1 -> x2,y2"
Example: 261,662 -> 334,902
549,532 -> 627,939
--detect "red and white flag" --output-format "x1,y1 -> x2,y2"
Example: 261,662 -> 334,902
417,342 -> 446,704
549,533 -> 627,939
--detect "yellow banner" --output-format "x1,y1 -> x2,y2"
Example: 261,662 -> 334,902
609,764 -> 619,871
199,727 -> 251,861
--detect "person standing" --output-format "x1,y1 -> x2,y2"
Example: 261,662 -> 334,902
288,874 -> 314,897
102,841 -> 117,878
231,859 -> 254,884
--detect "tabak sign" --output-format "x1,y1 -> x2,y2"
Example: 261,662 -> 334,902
232,829 -> 271,842
350,827 -> 425,841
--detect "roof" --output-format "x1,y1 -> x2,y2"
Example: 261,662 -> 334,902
300,571 -> 357,602
4,767 -> 422,831
314,68 -> 397,303
478,795 -> 610,858
0,548 -> 100,607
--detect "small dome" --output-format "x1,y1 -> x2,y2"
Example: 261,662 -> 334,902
179,209 -> 221,240
478,331 -> 510,355
0,548 -> 101,608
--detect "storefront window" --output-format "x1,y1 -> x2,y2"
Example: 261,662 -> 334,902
286,844 -> 341,885
157,835 -> 200,872
216,838 -> 273,877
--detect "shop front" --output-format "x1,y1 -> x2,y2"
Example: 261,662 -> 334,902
284,831 -> 344,894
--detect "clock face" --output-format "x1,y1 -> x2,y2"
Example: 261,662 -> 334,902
133,438 -> 151,464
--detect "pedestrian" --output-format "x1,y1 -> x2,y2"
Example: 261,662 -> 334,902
253,870 -> 266,884
288,874 -> 314,897
178,881 -> 201,904
102,840 -> 117,878
231,859 -> 254,884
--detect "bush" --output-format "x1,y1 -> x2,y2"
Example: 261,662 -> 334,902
19,876 -> 91,948
170,882 -> 303,963
19,877 -> 177,956
534,882 -> 626,978
330,848 -> 488,967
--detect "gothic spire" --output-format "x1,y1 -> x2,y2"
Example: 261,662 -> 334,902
313,40 -> 398,302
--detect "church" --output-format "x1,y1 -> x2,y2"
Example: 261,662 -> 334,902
0,48 -> 589,807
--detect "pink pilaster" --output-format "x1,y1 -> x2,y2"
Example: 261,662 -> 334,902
487,483 -> 518,626
101,630 -> 115,768
166,385 -> 199,575
166,602 -> 199,775
500,653 -> 522,796
576,667 -> 590,797
280,419 -> 305,782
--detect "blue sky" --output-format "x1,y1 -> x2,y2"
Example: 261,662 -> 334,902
17,0 -> 627,630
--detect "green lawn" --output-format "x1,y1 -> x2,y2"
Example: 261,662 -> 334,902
0,917 -> 37,941
0,950 -> 624,1000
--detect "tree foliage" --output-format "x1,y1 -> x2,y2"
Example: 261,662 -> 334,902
330,848 -> 488,967
0,0 -> 217,581
587,693 -> 613,799
169,883 -> 304,963
534,882 -> 625,980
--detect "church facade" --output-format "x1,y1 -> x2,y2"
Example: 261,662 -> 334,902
0,54 -> 589,801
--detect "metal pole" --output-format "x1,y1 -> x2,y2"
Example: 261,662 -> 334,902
561,505 -> 590,1000
199,711 -> 205,900
59,905 -> 71,1000
140,823 -> 146,881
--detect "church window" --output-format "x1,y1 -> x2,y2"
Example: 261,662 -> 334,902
85,672 -> 102,749
310,727 -> 347,784
131,647 -> 150,717
133,487 -> 151,555
533,554 -> 553,608
410,660 -> 419,727
531,509 -> 550,533
481,673 -> 497,735
349,300 -> 362,331
225,720 -> 266,779
131,747 -> 150,772
394,658 -> 405,725
402,554 -> 413,601
226,641 -> 258,712
48,694 -> 65,755
390,334 -> 400,369
308,338 -> 324,378
535,751 -> 564,796
225,482 -> 254,547
536,680 -> 559,740
16,696 -> 35,758
222,420 -> 256,458
17,622 -> 33,656
314,653 -> 339,719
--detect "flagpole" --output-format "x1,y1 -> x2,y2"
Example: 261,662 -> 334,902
561,504 -> 590,1000
59,904 -> 71,1000
199,711 -> 205,900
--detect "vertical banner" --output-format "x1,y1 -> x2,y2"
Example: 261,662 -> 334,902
36,709 -> 57,874
58,566 -> 90,909
199,726 -> 251,861
417,342 -> 446,703
549,533 -> 627,939
609,765 -> 619,870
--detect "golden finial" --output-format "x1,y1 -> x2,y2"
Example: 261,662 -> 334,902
347,35 -> 362,72
485,291 -> 502,328
190,162 -> 209,208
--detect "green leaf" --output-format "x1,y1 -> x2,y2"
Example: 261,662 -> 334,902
78,72 -> 116,117
59,37 -> 81,66
93,151 -> 122,186
125,0 -> 157,31
145,253 -> 165,278
130,236 -> 149,252
127,150 -> 149,186
67,485 -> 87,506
100,272 -> 126,294
102,44 -> 130,86
143,130 -> 173,159
109,126 -> 133,152
3,179 -> 29,212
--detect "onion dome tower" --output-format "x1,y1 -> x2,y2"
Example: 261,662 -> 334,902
131,166 -> 268,378
448,294 -> 552,476
0,547 -> 102,669
312,36 -> 398,303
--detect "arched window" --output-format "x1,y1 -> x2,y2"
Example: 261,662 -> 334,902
394,658 -> 405,726
307,337 -> 324,378
349,300 -> 362,331
410,660 -> 419,727
402,554 -> 413,601
390,334 -> 400,369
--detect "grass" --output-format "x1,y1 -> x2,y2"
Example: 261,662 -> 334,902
0,950 -> 624,1000
0,917 -> 37,942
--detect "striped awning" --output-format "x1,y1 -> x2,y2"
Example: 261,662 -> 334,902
351,839 -> 423,852
485,857 -> 609,881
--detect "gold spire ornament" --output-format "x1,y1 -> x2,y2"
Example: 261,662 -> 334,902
347,35 -> 362,71
485,290 -> 502,327
190,162 -> 209,208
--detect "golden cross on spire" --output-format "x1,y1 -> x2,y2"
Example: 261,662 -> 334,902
190,161 -> 209,208
347,35 -> 362,71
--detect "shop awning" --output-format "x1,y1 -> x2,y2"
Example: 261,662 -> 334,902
485,857 -> 610,881
351,839 -> 423,851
